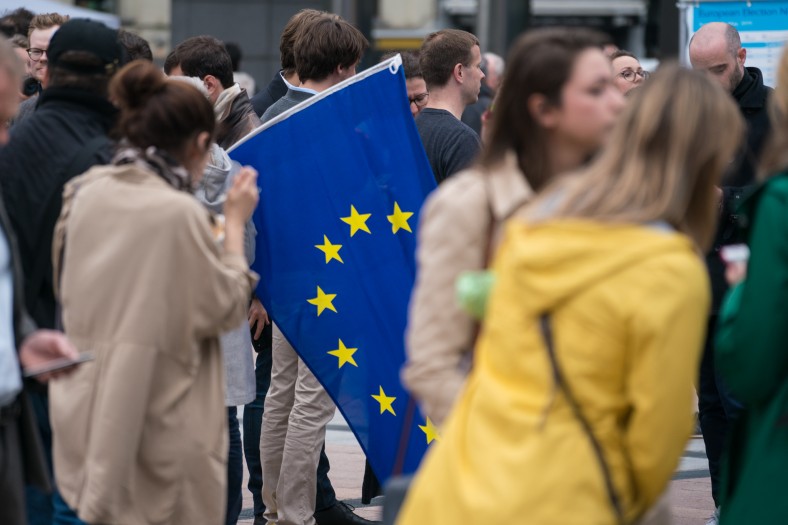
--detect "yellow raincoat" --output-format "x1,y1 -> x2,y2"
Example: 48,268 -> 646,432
398,220 -> 708,525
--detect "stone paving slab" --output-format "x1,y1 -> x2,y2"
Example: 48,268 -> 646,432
238,410 -> 714,524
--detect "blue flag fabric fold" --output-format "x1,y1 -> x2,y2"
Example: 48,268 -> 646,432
229,57 -> 437,482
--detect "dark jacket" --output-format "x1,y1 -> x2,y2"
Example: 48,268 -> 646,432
727,67 -> 772,188
460,82 -> 494,136
0,86 -> 116,330
0,196 -> 50,492
216,89 -> 261,150
250,70 -> 289,118
706,67 -> 772,312
716,170 -> 788,524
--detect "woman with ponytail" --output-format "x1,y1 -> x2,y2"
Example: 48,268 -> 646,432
49,60 -> 259,525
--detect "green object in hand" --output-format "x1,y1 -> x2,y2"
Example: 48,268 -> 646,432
456,270 -> 496,320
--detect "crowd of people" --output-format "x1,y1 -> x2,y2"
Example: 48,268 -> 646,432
0,5 -> 785,525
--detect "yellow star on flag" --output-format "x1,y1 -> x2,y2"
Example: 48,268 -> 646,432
315,235 -> 343,264
307,286 -> 337,316
341,205 -> 372,237
327,339 -> 358,368
387,202 -> 413,234
419,417 -> 441,444
371,386 -> 396,416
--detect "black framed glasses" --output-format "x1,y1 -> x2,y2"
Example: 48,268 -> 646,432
618,69 -> 649,82
408,92 -> 429,108
26,48 -> 47,61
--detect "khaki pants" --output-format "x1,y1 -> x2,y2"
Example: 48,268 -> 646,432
261,324 -> 335,525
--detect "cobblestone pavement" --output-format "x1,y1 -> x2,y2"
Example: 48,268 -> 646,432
237,410 -> 714,524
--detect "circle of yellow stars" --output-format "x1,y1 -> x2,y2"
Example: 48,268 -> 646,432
304,200 -> 436,444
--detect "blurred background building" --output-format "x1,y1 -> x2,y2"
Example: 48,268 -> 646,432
2,0 -> 685,93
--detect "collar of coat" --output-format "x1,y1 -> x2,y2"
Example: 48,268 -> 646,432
471,151 -> 534,222
37,86 -> 118,129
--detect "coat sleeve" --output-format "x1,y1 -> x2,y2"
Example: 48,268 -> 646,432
625,253 -> 709,511
716,189 -> 788,404
401,173 -> 490,426
178,204 -> 258,339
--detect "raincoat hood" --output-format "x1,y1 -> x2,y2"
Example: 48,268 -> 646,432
500,219 -> 698,315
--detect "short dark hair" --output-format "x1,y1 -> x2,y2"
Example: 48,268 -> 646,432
118,29 -> 152,62
381,50 -> 422,80
163,48 -> 179,75
419,29 -> 479,89
9,34 -> 28,50
0,8 -> 34,39
224,42 -> 242,71
170,35 -> 234,88
294,16 -> 368,83
280,9 -> 328,74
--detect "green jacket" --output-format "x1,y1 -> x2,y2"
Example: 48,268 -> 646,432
716,172 -> 788,524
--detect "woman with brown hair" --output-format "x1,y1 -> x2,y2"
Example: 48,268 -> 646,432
397,63 -> 743,525
610,49 -> 649,96
49,60 -> 259,525
402,27 -> 625,427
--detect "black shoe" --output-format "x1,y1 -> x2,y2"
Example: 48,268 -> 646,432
314,501 -> 380,525
253,512 -> 266,525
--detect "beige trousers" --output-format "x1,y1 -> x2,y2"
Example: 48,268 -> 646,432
261,324 -> 335,525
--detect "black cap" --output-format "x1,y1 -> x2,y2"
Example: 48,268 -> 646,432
47,18 -> 125,74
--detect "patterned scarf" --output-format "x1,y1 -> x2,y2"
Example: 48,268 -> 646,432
112,143 -> 193,192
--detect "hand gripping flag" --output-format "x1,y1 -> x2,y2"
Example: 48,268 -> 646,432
229,56 -> 438,482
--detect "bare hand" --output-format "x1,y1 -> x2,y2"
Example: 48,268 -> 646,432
725,261 -> 747,286
248,298 -> 269,340
19,330 -> 80,383
225,167 -> 259,223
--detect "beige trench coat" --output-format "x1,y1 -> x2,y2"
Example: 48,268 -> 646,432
402,152 -> 532,426
49,164 -> 257,525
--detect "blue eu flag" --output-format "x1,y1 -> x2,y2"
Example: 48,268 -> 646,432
229,57 -> 438,482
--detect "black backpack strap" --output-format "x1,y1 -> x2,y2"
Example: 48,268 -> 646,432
538,314 -> 625,524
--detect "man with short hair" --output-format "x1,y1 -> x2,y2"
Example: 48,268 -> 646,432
244,11 -> 337,524
0,19 -> 126,525
166,35 -> 260,150
118,28 -> 152,62
14,13 -> 69,123
416,29 -> 484,184
250,9 -> 328,118
689,22 -> 772,525
260,15 -> 376,525
461,51 -> 503,134
166,35 -> 265,525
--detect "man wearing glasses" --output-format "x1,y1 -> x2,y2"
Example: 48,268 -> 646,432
15,13 -> 68,125
609,50 -> 649,96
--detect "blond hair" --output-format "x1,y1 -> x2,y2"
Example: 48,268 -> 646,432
760,46 -> 788,178
528,62 -> 744,251
27,13 -> 69,38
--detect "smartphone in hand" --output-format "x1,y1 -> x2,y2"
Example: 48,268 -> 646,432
23,352 -> 94,379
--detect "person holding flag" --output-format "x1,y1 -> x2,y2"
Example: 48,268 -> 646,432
257,14 -> 376,525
